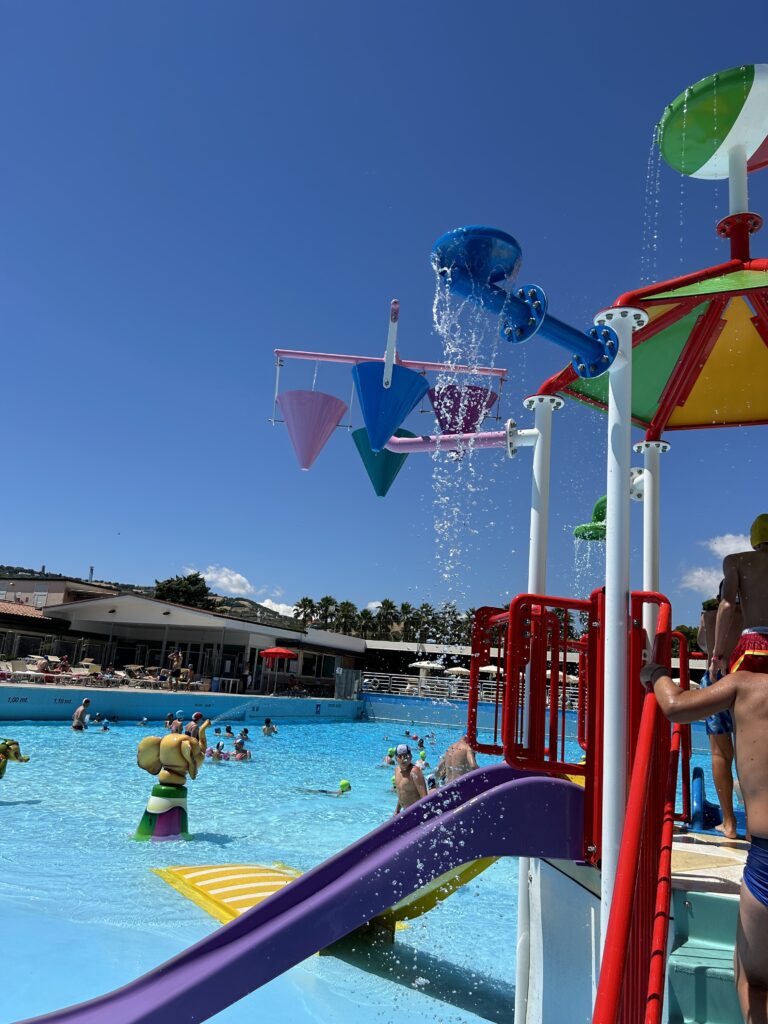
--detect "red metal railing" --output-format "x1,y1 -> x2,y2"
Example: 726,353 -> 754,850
593,595 -> 692,1024
467,591 -> 604,864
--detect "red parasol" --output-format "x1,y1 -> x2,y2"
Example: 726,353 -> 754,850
259,647 -> 297,660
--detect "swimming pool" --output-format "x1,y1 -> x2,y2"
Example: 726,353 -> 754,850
2,719 -> 519,1024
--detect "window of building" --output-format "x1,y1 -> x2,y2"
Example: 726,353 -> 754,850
33,594 -> 47,609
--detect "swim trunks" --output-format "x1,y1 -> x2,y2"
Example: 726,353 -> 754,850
699,670 -> 733,735
744,836 -> 768,907
729,628 -> 768,673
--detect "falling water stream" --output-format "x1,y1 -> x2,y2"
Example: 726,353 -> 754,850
425,268 -> 508,627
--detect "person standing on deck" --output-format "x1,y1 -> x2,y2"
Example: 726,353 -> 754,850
711,514 -> 768,680
698,586 -> 743,838
644,660 -> 768,1020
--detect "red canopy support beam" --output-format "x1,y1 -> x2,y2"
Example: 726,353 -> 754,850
646,297 -> 728,440
747,290 -> 768,351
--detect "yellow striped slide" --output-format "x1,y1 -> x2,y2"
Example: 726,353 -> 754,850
154,856 -> 497,930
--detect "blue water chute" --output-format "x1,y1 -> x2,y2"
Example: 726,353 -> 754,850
352,361 -> 429,452
431,225 -> 523,315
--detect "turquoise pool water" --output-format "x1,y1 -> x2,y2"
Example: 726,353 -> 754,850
1,719 -> 518,1024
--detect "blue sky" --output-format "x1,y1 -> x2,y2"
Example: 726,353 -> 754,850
2,1 -> 767,627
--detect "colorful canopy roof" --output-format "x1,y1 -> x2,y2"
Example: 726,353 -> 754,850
538,257 -> 768,440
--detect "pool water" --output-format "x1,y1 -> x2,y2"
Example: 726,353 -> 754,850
1,719 -> 519,1024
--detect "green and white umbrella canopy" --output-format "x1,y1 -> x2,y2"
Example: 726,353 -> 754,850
658,64 -> 768,179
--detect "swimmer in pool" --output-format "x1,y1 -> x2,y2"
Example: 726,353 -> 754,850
393,744 -> 427,815
300,780 -> 352,797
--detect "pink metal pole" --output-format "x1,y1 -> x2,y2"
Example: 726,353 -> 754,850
274,348 -> 507,379
385,430 -> 507,453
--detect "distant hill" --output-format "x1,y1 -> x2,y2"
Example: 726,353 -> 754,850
0,565 -> 300,631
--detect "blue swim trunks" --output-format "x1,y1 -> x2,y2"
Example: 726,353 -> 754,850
744,836 -> 768,907
699,670 -> 733,736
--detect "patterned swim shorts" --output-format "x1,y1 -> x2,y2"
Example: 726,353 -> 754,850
699,670 -> 733,736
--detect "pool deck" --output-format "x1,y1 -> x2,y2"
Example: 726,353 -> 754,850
671,828 -> 748,894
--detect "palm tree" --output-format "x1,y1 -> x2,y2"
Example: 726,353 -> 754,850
315,595 -> 337,631
357,608 -> 376,639
436,601 -> 462,645
375,598 -> 399,640
460,607 -> 477,645
293,596 -> 316,627
334,600 -> 359,635
415,602 -> 436,643
399,602 -> 417,642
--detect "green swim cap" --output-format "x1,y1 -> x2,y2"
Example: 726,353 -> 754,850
339,779 -> 351,792
419,750 -> 426,760
388,747 -> 396,756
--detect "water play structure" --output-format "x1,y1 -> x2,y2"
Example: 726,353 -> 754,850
17,63 -> 768,1024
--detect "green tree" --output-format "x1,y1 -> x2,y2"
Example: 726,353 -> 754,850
399,602 -> 417,642
415,603 -> 436,643
673,623 -> 700,657
154,571 -> 212,610
375,598 -> 400,640
435,601 -> 463,645
459,608 -> 476,646
293,596 -> 317,627
315,595 -> 337,630
334,600 -> 359,634
357,608 -> 376,638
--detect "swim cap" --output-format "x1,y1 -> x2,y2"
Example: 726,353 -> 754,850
750,513 -> 768,549
396,743 -> 411,758
419,750 -> 426,760
192,712 -> 203,721
339,779 -> 351,792
388,747 -> 396,756
175,710 -> 184,718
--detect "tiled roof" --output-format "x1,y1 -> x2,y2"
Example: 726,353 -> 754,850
0,601 -> 48,618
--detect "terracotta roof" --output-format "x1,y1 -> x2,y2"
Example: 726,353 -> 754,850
0,601 -> 48,618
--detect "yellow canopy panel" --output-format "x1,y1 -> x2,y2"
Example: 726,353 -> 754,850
667,296 -> 768,428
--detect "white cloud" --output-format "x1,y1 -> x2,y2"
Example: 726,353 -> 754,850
189,565 -> 255,597
261,598 -> 296,617
679,567 -> 722,595
366,601 -> 382,612
703,534 -> 749,559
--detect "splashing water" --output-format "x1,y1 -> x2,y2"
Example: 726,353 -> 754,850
640,127 -> 664,285
428,267 -> 506,610
572,537 -> 606,597
678,88 -> 689,264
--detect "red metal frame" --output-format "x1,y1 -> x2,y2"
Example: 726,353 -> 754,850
593,596 -> 696,1024
646,296 -> 728,440
467,590 -> 605,863
467,589 -> 691,883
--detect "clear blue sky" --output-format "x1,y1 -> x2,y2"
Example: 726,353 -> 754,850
3,1 -> 767,627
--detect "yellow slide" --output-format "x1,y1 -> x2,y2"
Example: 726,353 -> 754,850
155,856 -> 497,929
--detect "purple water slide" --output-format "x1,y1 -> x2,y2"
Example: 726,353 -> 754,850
18,764 -> 583,1024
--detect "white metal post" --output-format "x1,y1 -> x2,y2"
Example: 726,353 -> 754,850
597,306 -> 647,956
633,439 -> 670,640
514,393 -> 563,1024
728,145 -> 749,215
